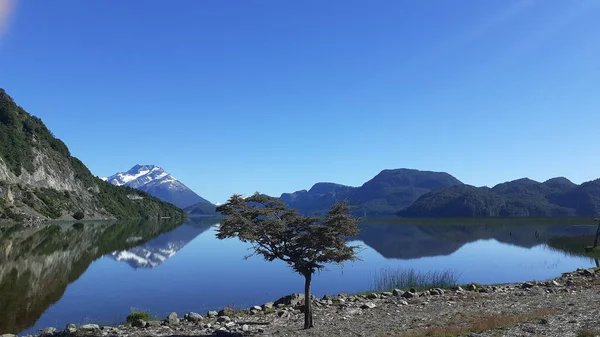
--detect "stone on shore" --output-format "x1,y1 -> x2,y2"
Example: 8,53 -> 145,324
65,324 -> 77,333
166,312 -> 180,324
401,291 -> 416,298
1,334 -> 17,337
361,302 -> 377,309
185,312 -> 203,322
40,327 -> 56,336
132,319 -> 147,328
262,302 -> 274,311
80,324 -> 100,331
392,288 -> 403,296
207,310 -> 218,318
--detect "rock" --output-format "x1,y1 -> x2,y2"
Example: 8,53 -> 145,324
242,324 -> 249,332
186,312 -> 203,322
277,310 -> 287,317
409,288 -> 417,293
583,269 -> 596,276
455,286 -> 464,292
392,289 -> 403,296
207,310 -> 218,318
65,323 -> 77,333
218,307 -> 235,317
147,321 -> 162,327
252,305 -> 262,311
368,293 -> 379,299
262,302 -> 274,310
466,284 -> 477,291
361,302 -> 377,309
399,300 -> 408,305
521,282 -> 535,289
40,327 -> 57,336
80,324 -> 100,331
274,293 -> 308,307
216,327 -> 229,335
250,309 -> 260,315
338,298 -> 346,305
258,328 -> 265,333
551,280 -> 561,286
217,316 -> 231,323
1,334 -> 17,337
435,288 -> 445,295
203,323 -> 212,329
430,289 -> 440,295
132,319 -> 147,328
382,292 -> 393,297
401,291 -> 416,298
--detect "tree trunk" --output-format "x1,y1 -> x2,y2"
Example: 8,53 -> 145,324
303,273 -> 314,329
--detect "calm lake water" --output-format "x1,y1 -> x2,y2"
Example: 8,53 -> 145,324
1,217 -> 599,335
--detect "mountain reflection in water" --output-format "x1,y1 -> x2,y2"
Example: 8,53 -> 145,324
1,217 -> 598,335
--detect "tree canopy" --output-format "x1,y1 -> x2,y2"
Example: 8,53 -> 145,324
216,193 -> 360,329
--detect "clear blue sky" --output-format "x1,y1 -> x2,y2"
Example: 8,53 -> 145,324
1,0 -> 599,204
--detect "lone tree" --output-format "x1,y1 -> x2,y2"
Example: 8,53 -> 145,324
216,193 -> 360,329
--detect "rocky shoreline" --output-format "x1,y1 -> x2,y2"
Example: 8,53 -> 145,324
5,268 -> 600,337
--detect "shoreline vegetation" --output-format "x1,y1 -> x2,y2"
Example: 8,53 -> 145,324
10,266 -> 600,337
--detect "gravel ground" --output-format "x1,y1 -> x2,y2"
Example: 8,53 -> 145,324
10,268 -> 600,337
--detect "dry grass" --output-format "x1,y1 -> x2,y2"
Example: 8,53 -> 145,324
578,327 -> 600,337
393,308 -> 558,337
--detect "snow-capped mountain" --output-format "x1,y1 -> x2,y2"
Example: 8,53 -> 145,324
109,220 -> 215,269
106,164 -> 215,209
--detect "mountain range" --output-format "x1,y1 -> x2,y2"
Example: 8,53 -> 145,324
104,165 -> 214,210
400,177 -> 600,217
279,171 -> 600,217
0,89 -> 183,221
280,169 -> 463,217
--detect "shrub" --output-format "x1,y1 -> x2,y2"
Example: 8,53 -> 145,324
126,311 -> 151,324
73,211 -> 85,220
371,267 -> 460,292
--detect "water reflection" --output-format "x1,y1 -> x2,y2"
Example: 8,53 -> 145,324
1,217 -> 598,335
0,218 -> 184,334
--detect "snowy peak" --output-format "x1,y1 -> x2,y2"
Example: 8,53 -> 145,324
106,164 -> 215,209
107,165 -> 172,188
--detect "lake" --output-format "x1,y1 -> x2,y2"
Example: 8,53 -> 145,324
1,217 -> 599,335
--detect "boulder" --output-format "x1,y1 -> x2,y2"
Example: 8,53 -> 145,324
185,312 -> 203,322
382,292 -> 393,297
65,324 -> 77,333
80,324 -> 100,331
466,284 -> 477,291
262,302 -> 274,311
217,316 -> 231,323
207,310 -> 218,318
367,293 -> 379,299
132,319 -> 147,328
242,324 -> 249,332
401,291 -> 416,299
521,282 -> 535,289
166,312 -> 180,324
274,293 -> 306,307
361,302 -> 377,309
392,289 -> 403,296
218,308 -> 235,317
40,327 -> 57,336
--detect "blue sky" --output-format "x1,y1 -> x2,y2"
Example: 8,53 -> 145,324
1,0 -> 599,204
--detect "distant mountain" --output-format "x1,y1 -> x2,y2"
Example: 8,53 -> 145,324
400,177 -> 599,217
184,200 -> 218,216
106,165 -> 215,210
0,89 -> 183,221
110,218 -> 216,269
280,169 -> 463,216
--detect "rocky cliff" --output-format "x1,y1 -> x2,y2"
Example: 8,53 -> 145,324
0,89 -> 184,221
